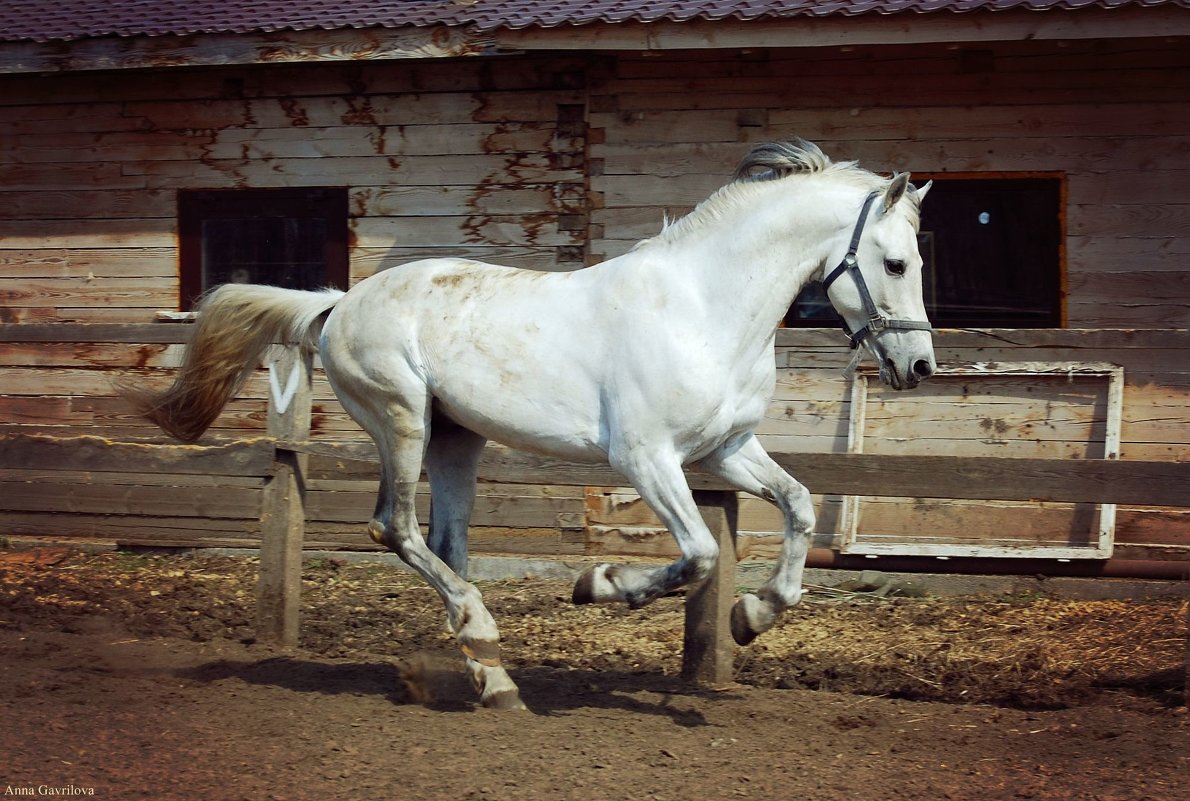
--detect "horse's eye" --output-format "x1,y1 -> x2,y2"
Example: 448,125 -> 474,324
884,259 -> 906,277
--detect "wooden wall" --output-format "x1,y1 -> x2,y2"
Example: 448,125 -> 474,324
0,54 -> 594,548
586,37 -> 1190,327
0,39 -> 1187,564
0,55 -> 590,324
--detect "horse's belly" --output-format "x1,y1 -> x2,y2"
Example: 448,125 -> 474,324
431,379 -> 607,463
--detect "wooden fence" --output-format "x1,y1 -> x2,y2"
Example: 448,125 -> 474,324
2,333 -> 1188,684
6,323 -> 1190,560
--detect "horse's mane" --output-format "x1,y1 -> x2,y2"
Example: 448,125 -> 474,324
732,138 -> 845,181
638,139 -> 919,249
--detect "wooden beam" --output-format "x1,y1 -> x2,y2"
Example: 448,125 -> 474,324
0,26 -> 490,74
280,440 -> 1190,508
2,8 -> 1184,75
257,346 -> 313,647
0,432 -> 274,476
0,323 -> 193,344
682,490 -> 738,686
768,453 -> 1190,508
7,434 -> 1180,509
493,8 -> 1190,52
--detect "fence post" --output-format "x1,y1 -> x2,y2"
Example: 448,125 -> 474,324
257,344 -> 312,646
682,490 -> 739,685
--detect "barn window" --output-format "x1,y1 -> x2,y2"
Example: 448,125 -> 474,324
787,175 -> 1064,329
178,188 -> 349,310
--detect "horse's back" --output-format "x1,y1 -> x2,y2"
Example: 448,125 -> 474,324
323,257 -> 613,458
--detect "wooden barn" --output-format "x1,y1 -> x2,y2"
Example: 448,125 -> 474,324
1,0 -> 1188,574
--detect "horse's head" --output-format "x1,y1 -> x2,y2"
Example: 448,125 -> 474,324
822,174 -> 936,390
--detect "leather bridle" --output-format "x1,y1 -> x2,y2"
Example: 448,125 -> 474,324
821,191 -> 933,350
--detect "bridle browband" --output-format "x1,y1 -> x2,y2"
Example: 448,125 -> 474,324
821,191 -> 934,350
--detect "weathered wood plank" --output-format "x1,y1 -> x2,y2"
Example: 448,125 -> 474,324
0,480 -> 260,518
0,191 -> 179,221
4,124 -> 570,165
0,55 -> 581,103
0,433 -> 274,476
0,26 -> 488,74
1066,301 -> 1190,328
682,490 -> 737,686
352,215 -> 583,249
220,157 -> 579,189
0,162 -> 147,191
0,277 -> 175,307
498,9 -> 1190,51
605,37 -> 1190,76
681,492 -> 1189,547
0,222 -> 176,250
303,489 -> 581,528
117,91 -> 581,131
0,323 -> 193,343
0,467 -> 264,489
608,102 -> 1185,142
0,342 -> 180,367
594,136 -> 1190,176
0,511 -> 262,540
768,453 -> 1190,508
258,346 -> 312,646
279,440 -> 1190,507
0,248 -> 177,278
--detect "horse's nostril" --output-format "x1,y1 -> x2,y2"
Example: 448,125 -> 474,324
912,359 -> 935,379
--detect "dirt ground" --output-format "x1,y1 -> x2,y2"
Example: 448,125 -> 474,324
1,547 -> 1186,801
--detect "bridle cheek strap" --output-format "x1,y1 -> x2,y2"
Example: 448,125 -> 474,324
821,191 -> 934,350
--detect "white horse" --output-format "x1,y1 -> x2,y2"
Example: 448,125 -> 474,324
129,140 -> 935,710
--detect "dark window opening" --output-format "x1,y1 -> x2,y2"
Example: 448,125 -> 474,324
787,176 -> 1064,329
178,188 -> 349,310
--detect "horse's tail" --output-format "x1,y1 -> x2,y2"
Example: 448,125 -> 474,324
124,284 -> 345,442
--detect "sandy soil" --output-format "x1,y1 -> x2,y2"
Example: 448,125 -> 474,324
1,548 -> 1186,801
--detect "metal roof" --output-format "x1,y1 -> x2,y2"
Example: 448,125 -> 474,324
0,0 -> 1185,43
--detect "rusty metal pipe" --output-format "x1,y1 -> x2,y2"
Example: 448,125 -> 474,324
804,548 -> 1189,581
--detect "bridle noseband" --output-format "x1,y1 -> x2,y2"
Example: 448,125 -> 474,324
821,191 -> 933,350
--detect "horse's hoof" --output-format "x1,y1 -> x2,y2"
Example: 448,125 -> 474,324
483,689 -> 530,711
572,563 -> 613,604
730,594 -> 761,646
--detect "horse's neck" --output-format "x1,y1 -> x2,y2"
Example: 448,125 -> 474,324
648,187 -> 840,340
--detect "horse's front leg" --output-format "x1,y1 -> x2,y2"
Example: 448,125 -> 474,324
573,447 -> 719,609
696,435 -> 816,645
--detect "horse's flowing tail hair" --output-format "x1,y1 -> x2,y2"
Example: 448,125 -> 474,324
123,284 -> 345,442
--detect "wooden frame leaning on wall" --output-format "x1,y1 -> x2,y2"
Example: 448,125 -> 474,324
840,361 -> 1124,560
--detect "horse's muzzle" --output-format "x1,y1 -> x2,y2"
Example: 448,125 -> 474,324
882,354 -> 936,390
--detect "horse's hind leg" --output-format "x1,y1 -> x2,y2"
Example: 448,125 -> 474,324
424,417 -> 486,579
356,395 -> 524,710
697,434 -> 816,645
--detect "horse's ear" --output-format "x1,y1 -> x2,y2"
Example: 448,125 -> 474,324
881,172 -> 911,214
914,180 -> 933,202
